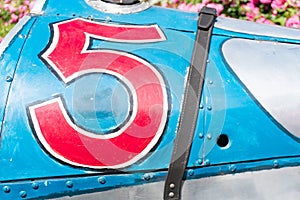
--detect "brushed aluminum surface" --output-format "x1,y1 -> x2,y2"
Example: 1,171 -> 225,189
215,17 -> 300,41
57,166 -> 300,199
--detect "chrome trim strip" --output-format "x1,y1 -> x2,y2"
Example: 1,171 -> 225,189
30,0 -> 46,15
215,17 -> 300,41
85,0 -> 150,14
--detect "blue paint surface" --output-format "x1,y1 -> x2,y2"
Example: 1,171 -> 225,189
0,17 -> 35,134
187,35 -> 300,167
0,0 -> 299,199
0,4 -> 196,181
68,74 -> 131,134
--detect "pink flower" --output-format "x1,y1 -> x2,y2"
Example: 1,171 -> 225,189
177,3 -> 202,12
10,13 -> 19,23
190,4 -> 203,12
243,3 -> 260,21
162,3 -> 168,7
19,5 -> 28,13
207,3 -> 224,15
256,16 -> 274,24
260,0 -> 272,4
285,15 -> 300,28
9,5 -> 17,13
271,0 -> 287,9
202,0 -> 211,4
23,0 -> 30,6
250,0 -> 260,5
4,0 -> 11,3
4,4 -> 10,11
245,1 -> 258,9
178,3 -> 188,10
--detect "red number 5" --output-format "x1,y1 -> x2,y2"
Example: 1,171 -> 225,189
29,18 -> 168,169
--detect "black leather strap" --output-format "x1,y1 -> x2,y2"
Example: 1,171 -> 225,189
163,7 -> 217,200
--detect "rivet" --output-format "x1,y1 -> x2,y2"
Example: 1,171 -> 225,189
199,133 -> 204,139
229,164 -> 236,172
6,76 -> 13,82
204,159 -> 210,166
196,159 -> 202,165
206,59 -> 210,63
273,160 -> 279,168
199,104 -> 204,109
207,106 -> 212,111
188,169 -> 194,176
98,177 -> 106,184
143,173 -> 151,181
206,134 -> 212,140
3,186 -> 10,193
169,183 -> 175,189
66,181 -> 73,188
168,192 -> 175,198
19,190 -> 27,198
32,182 -> 39,190
209,80 -> 213,84
105,17 -> 112,22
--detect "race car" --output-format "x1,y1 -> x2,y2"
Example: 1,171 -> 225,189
0,0 -> 299,199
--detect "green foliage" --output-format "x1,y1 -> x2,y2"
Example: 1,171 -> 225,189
0,0 -> 34,41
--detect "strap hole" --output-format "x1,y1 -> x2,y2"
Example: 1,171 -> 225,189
217,134 -> 230,148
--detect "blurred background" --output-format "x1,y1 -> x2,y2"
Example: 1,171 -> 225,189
1,0 -> 300,42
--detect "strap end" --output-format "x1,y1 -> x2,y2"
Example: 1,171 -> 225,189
198,7 -> 217,30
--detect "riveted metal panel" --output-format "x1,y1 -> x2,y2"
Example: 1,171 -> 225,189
0,0 -> 300,199
0,16 -> 35,135
56,166 -> 300,200
0,1 -> 197,182
189,34 -> 300,167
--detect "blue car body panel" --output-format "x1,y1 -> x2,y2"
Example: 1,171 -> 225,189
0,0 -> 299,199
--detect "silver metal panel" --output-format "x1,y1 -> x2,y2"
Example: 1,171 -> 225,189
215,17 -> 300,41
30,0 -> 46,15
58,166 -> 300,199
222,38 -> 300,139
84,0 -> 150,14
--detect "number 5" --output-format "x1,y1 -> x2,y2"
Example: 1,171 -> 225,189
29,18 -> 168,169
